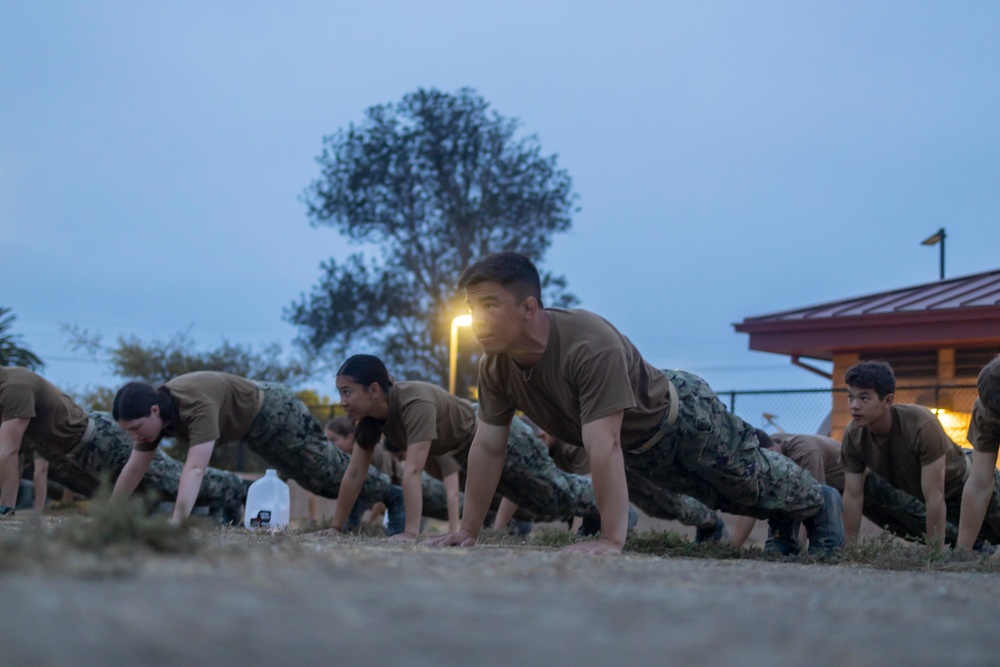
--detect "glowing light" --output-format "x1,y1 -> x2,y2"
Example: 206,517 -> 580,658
448,314 -> 473,394
932,408 -> 972,449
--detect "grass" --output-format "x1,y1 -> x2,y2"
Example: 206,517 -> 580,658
4,505 -> 1000,575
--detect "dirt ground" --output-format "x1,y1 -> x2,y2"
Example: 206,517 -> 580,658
1,509 -> 998,667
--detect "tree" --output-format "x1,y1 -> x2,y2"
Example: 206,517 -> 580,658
0,307 -> 43,369
64,327 -> 310,387
287,87 -> 578,393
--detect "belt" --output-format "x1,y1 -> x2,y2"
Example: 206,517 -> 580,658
627,379 -> 679,455
65,415 -> 97,458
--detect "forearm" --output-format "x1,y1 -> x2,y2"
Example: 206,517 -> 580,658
330,464 -> 366,530
111,457 -> 150,500
730,515 -> 757,548
171,466 -> 207,522
32,461 -> 49,511
459,443 -> 505,539
0,447 -> 20,508
401,470 -> 424,536
958,480 -> 992,549
493,497 -> 518,530
587,444 -> 629,549
924,494 -> 946,547
444,473 -> 461,533
842,492 -> 863,543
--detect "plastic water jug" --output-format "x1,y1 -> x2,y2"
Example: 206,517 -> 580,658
243,469 -> 290,531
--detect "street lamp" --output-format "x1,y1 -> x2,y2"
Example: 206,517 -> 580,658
920,227 -> 946,281
449,314 -> 472,395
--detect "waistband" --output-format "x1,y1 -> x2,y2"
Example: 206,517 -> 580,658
627,379 -> 679,455
64,416 -> 97,458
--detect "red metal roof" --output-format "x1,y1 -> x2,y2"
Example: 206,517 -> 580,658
734,268 -> 1000,360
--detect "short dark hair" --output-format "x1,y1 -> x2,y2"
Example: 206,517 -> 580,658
754,428 -> 775,450
844,361 -> 896,399
112,381 -> 176,424
324,416 -> 353,437
458,252 -> 543,306
978,355 -> 1000,414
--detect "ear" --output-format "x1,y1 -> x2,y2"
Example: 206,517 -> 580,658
883,393 -> 895,407
150,404 -> 160,418
521,295 -> 541,318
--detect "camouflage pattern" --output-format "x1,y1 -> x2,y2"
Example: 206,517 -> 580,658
624,468 -> 721,529
626,369 -> 824,522
448,411 -> 596,523
44,411 -> 246,516
862,455 -> 1000,546
246,382 -> 450,520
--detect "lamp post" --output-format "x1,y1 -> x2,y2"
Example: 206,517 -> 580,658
448,314 -> 472,395
920,227 -> 946,281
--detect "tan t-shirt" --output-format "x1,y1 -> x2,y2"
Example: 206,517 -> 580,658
424,454 -> 461,481
770,433 -> 844,492
380,381 -> 476,457
370,442 -> 404,484
477,309 -> 670,448
968,399 -> 1000,455
841,404 -> 967,500
548,439 -> 591,476
140,371 -> 260,451
0,367 -> 88,457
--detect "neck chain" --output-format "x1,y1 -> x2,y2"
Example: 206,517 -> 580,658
522,365 -> 535,382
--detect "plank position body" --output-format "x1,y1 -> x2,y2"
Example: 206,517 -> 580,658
731,430 -> 959,551
331,354 -> 600,540
111,371 -> 433,531
840,361 -> 998,548
957,356 -> 1000,550
0,367 -> 244,519
428,253 -> 843,555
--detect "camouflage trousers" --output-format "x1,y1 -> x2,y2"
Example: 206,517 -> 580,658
451,410 -> 597,523
626,370 -> 823,522
246,383 -> 450,521
44,411 -> 246,515
863,453 -> 1000,546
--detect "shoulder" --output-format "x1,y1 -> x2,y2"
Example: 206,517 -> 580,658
894,404 -> 941,429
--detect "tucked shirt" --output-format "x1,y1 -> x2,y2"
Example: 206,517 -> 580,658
968,399 -> 1000,455
477,309 -> 671,449
0,367 -> 88,458
770,433 -> 844,492
140,371 -> 261,452
841,404 -> 968,500
380,381 -> 476,457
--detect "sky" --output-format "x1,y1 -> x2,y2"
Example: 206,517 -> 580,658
2,2 -> 998,399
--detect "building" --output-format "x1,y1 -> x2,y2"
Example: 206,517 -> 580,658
734,268 -> 1000,443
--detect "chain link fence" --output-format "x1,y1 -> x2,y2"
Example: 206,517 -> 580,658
717,383 -> 979,447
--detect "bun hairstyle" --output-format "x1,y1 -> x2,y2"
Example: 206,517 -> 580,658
112,381 -> 176,425
336,354 -> 392,451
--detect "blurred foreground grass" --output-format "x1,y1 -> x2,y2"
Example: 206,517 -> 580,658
2,506 -> 998,575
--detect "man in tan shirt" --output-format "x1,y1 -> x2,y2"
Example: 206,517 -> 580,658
840,361 -> 992,548
428,253 -> 842,556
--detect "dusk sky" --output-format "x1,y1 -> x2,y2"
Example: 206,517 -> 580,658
3,2 -> 998,400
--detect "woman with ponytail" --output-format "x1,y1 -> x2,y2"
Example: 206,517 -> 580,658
112,370 -> 430,529
330,354 -> 602,540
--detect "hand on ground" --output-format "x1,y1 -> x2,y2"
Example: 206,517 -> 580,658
388,532 -> 418,542
560,538 -> 623,556
423,530 -> 477,548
